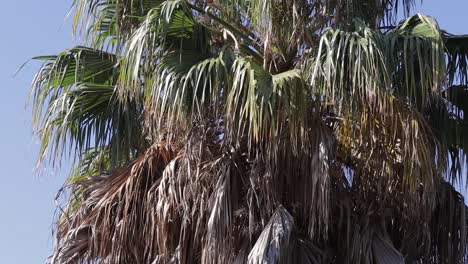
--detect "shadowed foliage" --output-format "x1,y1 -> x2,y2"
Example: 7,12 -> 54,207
30,0 -> 468,263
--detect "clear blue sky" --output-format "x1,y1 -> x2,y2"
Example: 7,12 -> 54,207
0,1 -> 467,263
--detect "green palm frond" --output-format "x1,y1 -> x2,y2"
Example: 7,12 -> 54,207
119,0 -> 201,93
142,51 -> 229,140
227,58 -> 306,148
68,147 -> 111,184
307,21 -> 389,112
31,47 -> 143,167
35,83 -> 142,167
428,33 -> 468,181
387,14 -> 445,108
32,46 -> 117,89
87,1 -> 120,49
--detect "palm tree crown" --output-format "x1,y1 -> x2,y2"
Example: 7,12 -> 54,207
31,0 -> 468,263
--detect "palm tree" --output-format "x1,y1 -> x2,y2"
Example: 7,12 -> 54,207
31,0 -> 468,263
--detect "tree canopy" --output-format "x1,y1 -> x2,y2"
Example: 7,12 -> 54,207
31,0 -> 468,263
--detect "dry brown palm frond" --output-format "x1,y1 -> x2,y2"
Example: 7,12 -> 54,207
337,100 -> 440,218
306,19 -> 446,220
424,182 -> 467,263
51,143 -> 176,264
148,126 -> 248,264
246,206 -> 331,264
246,116 -> 335,240
247,206 -> 294,264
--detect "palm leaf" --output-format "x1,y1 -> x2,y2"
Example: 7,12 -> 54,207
247,206 -> 294,264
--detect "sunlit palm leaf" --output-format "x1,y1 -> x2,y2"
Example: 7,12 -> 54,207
31,47 -> 144,167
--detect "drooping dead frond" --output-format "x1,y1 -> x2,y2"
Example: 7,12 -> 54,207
372,228 -> 405,264
51,143 -> 176,263
247,206 -> 294,264
307,19 -> 442,214
425,182 -> 467,264
246,206 -> 330,264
